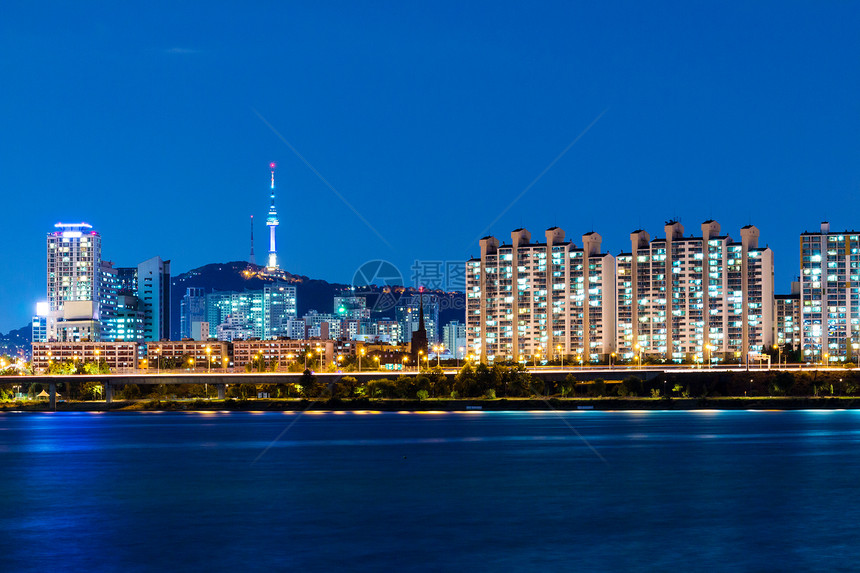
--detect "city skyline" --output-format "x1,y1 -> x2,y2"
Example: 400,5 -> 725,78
5,212 -> 858,337
2,2 -> 860,333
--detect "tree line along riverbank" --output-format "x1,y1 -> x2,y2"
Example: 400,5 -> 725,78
3,396 -> 860,412
2,364 -> 860,410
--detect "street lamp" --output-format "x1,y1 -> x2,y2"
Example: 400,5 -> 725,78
374,356 -> 380,370
156,347 -> 161,374
773,344 -> 780,369
634,343 -> 641,368
305,350 -> 312,370
418,350 -> 424,373
359,347 -> 365,372
610,352 -> 616,370
402,356 -> 408,371
188,357 -> 195,371
205,346 -> 212,373
458,347 -> 464,368
707,344 -> 714,369
824,353 -> 829,368
557,345 -> 563,369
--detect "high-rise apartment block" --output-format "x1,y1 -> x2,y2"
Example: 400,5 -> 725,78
98,261 -> 119,340
46,223 -> 102,341
467,222 -> 773,364
137,256 -> 171,341
467,228 -> 615,363
616,221 -> 773,363
800,222 -> 860,363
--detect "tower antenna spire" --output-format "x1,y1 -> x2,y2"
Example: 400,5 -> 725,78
249,215 -> 255,265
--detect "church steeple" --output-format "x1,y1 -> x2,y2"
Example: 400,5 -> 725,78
410,288 -> 429,365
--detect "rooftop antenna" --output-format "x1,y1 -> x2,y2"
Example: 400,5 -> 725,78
249,215 -> 255,265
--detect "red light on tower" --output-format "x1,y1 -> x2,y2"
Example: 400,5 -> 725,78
269,162 -> 276,170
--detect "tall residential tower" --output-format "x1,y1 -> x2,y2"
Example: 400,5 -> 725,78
616,220 -> 773,364
466,227 -> 616,364
800,222 -> 860,363
46,222 -> 102,341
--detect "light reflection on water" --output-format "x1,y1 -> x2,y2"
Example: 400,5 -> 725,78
1,410 -> 859,572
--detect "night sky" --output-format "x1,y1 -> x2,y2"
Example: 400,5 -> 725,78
1,1 -> 859,333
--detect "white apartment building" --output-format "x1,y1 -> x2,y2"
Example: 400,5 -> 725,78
466,227 -> 615,363
46,223 -> 102,341
616,220 -> 773,363
800,222 -> 860,363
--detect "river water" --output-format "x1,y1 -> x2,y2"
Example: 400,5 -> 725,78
1,410 -> 858,572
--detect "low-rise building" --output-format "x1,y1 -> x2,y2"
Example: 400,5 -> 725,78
146,341 -> 230,370
232,339 -> 334,369
32,341 -> 139,372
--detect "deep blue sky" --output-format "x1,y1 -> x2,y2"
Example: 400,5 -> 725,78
1,1 -> 859,333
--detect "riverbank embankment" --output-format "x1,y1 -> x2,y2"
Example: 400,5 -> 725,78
4,396 -> 860,412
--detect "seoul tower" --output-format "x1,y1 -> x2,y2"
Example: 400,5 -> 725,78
266,162 -> 280,270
